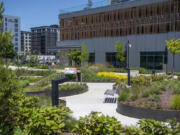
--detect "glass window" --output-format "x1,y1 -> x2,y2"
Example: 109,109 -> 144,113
106,52 -> 126,68
140,51 -> 167,70
88,53 -> 95,64
140,56 -> 147,68
14,19 -> 18,23
15,29 -> 18,32
15,24 -> 18,27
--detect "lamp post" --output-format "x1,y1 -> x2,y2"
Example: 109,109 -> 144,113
127,40 -> 132,86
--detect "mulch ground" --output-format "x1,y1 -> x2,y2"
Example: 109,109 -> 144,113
160,87 -> 173,110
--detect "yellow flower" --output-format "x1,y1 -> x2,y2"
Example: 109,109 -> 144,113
97,72 -> 127,80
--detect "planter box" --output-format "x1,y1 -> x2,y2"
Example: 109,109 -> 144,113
26,88 -> 88,97
116,101 -> 180,121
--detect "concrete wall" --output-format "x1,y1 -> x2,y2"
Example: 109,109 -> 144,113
57,32 -> 180,72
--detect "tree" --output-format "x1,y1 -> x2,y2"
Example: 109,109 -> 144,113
0,2 -> 17,62
166,39 -> 180,74
0,32 -> 17,59
115,41 -> 126,62
67,44 -> 89,67
67,49 -> 81,66
80,43 -> 89,65
28,55 -> 38,67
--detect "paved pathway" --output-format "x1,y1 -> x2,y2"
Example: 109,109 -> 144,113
8,65 -> 64,73
65,83 -> 139,126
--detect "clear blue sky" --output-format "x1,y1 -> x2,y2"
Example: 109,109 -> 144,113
3,0 -> 105,31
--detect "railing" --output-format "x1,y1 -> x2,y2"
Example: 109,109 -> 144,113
59,0 -> 108,15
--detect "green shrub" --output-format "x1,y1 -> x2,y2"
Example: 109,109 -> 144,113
131,75 -> 151,86
171,95 -> 180,110
118,88 -> 130,102
81,68 -> 114,82
65,74 -> 76,81
149,94 -> 160,102
73,112 -> 123,134
173,82 -> 180,94
150,87 -> 162,95
142,89 -> 150,98
131,85 -> 140,97
112,68 -> 127,73
131,67 -> 149,74
38,96 -> 51,107
167,119 -> 180,134
27,56 -> 38,67
15,69 -> 54,77
151,75 -> 165,82
17,80 -> 29,88
138,119 -> 169,135
124,126 -> 145,135
59,83 -> 88,91
27,77 -> 43,83
26,106 -> 71,135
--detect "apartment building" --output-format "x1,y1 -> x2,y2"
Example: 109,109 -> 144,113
31,25 -> 59,54
3,15 -> 21,54
21,31 -> 31,54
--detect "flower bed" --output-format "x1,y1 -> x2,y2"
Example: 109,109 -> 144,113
97,72 -> 127,80
117,75 -> 180,111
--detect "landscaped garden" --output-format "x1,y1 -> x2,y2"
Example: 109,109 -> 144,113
118,75 -> 180,110
2,63 -> 180,134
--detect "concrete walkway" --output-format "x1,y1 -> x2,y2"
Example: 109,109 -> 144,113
8,65 -> 64,73
65,83 -> 139,126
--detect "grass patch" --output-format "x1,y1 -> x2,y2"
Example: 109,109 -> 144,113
15,69 -> 55,77
23,73 -> 64,92
59,83 -> 88,91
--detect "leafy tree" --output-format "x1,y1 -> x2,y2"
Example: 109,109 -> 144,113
115,41 -> 126,62
0,32 -> 17,59
68,44 -> 89,67
28,55 -> 38,67
0,2 -> 17,62
80,43 -> 89,65
166,39 -> 180,73
68,49 -> 81,66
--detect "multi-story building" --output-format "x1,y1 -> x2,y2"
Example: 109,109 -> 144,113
21,31 -> 31,54
31,25 -> 59,55
3,15 -> 21,54
57,0 -> 180,72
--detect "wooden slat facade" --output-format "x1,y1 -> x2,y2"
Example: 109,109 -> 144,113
60,0 -> 180,41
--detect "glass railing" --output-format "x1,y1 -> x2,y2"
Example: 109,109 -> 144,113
59,0 -> 136,15
59,0 -> 109,15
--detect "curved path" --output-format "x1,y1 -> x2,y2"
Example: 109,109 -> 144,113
65,83 -> 139,126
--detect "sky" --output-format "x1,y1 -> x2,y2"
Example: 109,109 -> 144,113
3,0 -> 105,31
